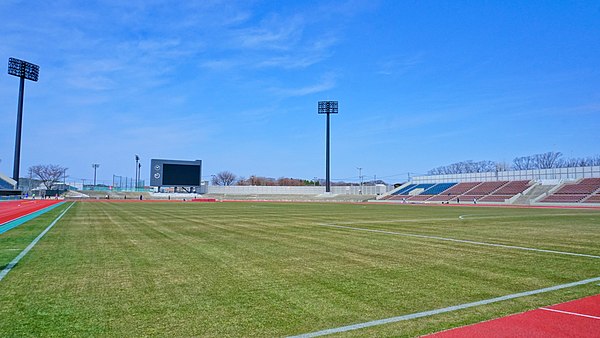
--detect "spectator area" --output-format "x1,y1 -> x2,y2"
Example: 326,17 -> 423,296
383,180 -> 532,204
540,178 -> 600,204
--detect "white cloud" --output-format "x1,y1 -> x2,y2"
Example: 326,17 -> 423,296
269,74 -> 336,97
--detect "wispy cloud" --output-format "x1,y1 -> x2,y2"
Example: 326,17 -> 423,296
377,53 -> 425,76
233,15 -> 305,51
268,74 -> 337,97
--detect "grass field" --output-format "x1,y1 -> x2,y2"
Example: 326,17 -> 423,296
1,201 -> 599,337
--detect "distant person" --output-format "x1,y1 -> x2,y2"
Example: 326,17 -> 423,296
139,194 -> 143,200
473,197 -> 477,204
456,197 -> 460,204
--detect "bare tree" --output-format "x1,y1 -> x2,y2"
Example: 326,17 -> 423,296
512,156 -> 536,170
588,155 -> 600,166
534,151 -> 563,169
211,171 -> 237,186
29,164 -> 67,189
428,160 -> 497,175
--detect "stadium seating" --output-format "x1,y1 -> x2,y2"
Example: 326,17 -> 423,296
391,184 -> 417,195
491,180 -> 531,195
0,173 -> 17,190
381,177 -> 599,205
478,180 -> 531,202
422,183 -> 457,195
540,178 -> 600,203
391,183 -> 435,197
443,182 -> 481,195
540,194 -> 589,203
583,193 -> 600,203
0,179 -> 14,190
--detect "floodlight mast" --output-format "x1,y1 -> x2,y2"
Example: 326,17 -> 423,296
92,164 -> 100,189
8,58 -> 39,185
318,101 -> 338,193
135,155 -> 140,190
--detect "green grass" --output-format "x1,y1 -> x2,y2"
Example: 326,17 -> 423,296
1,201 -> 599,337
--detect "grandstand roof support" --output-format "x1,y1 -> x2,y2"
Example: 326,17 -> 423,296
318,101 -> 338,193
8,58 -> 39,186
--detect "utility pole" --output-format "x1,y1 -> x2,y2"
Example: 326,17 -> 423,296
357,167 -> 363,194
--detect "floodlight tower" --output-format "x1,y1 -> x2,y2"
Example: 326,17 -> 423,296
8,57 -> 39,185
92,164 -> 100,189
135,155 -> 140,189
138,162 -> 142,189
318,101 -> 338,193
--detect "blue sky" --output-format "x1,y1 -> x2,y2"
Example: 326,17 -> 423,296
1,1 -> 599,185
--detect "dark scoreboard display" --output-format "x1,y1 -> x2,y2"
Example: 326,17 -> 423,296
162,163 -> 201,186
150,159 -> 202,187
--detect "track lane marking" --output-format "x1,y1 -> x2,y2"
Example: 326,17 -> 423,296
539,307 -> 600,320
0,202 -> 74,282
319,223 -> 600,259
287,276 -> 600,337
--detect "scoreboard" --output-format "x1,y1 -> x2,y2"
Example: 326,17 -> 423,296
150,159 -> 202,187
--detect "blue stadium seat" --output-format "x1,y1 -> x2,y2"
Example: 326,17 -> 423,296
422,183 -> 457,195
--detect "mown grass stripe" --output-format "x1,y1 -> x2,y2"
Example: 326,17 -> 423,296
320,223 -> 600,259
0,202 -> 74,282
288,276 -> 600,337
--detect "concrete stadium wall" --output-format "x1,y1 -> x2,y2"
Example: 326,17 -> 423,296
207,185 -> 388,195
411,166 -> 600,184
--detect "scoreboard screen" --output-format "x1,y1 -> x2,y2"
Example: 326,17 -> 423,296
150,159 -> 202,187
163,163 -> 200,186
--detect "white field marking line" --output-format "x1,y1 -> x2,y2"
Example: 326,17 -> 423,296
539,307 -> 600,320
319,223 -> 600,260
287,276 -> 600,338
0,202 -> 74,282
458,213 -> 600,220
333,218 -> 460,225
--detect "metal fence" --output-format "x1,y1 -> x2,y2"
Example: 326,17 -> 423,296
411,166 -> 600,184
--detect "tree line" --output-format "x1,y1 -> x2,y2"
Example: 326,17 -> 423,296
211,171 -> 318,186
428,152 -> 600,175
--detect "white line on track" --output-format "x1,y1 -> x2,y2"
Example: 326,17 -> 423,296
287,276 -> 600,337
0,202 -> 74,282
319,223 -> 600,259
539,307 -> 600,320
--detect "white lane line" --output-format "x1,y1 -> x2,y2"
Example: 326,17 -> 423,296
319,223 -> 600,259
0,202 -> 74,282
539,307 -> 600,320
287,276 -> 600,338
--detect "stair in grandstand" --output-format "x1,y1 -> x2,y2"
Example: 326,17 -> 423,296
540,178 -> 600,204
512,184 -> 553,205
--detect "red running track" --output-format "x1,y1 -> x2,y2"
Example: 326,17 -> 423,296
425,294 -> 600,337
0,200 -> 62,225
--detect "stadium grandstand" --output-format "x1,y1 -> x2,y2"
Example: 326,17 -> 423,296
378,165 -> 600,205
0,171 -> 20,198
